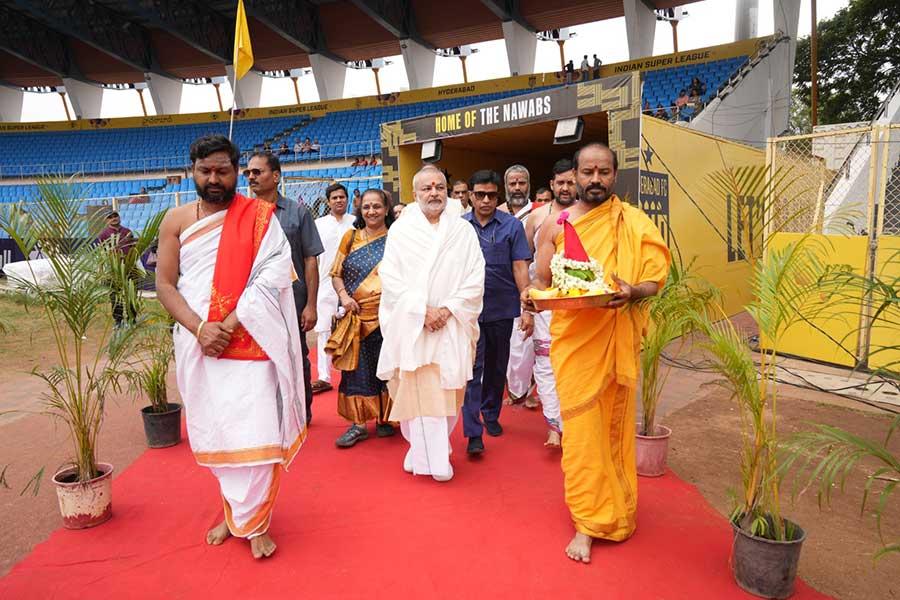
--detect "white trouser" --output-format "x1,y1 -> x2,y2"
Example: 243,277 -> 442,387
401,413 -> 459,481
211,463 -> 278,539
316,331 -> 332,383
533,311 -> 561,433
506,317 -> 534,398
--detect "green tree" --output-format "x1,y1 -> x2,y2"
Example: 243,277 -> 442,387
794,0 -> 900,125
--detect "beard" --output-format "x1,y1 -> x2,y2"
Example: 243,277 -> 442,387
576,182 -> 612,205
196,181 -> 236,205
556,192 -> 576,206
507,190 -> 528,208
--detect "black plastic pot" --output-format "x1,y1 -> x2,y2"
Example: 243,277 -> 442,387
141,403 -> 182,448
732,517 -> 806,599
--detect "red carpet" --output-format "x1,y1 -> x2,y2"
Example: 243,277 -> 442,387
0,374 -> 829,599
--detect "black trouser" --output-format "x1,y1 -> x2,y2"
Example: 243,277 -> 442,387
463,318 -> 514,438
299,328 -> 313,424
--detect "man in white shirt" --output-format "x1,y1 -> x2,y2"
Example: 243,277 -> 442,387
377,165 -> 485,482
313,183 -> 356,393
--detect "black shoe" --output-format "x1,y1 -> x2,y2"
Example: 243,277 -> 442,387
376,423 -> 396,438
484,420 -> 503,437
335,424 -> 368,448
467,436 -> 484,455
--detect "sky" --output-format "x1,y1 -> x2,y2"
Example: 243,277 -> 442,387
19,0 -> 851,122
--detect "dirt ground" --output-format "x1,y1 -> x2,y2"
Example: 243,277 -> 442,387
665,387 -> 900,600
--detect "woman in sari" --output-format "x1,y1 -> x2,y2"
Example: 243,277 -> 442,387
329,189 -> 396,447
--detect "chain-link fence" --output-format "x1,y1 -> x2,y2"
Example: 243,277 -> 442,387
282,176 -> 383,218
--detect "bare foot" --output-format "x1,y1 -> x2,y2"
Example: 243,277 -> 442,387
565,532 -> 592,563
544,430 -> 561,448
206,520 -> 231,546
250,533 -> 277,559
524,396 -> 541,410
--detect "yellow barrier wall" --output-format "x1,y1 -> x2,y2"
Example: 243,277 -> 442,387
766,233 -> 868,367
640,117 -> 765,315
870,236 -> 900,371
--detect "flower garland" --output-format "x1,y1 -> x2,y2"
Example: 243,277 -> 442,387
550,253 -> 614,294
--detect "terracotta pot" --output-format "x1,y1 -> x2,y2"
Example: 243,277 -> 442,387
52,462 -> 113,530
141,403 -> 182,448
635,423 -> 671,477
732,517 -> 806,599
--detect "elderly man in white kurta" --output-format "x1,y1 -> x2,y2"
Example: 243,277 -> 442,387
156,135 -> 306,560
377,165 -> 485,482
313,183 -> 355,393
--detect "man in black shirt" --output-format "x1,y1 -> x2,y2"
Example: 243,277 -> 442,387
246,152 -> 324,423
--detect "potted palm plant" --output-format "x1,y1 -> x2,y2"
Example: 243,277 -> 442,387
637,259 -> 718,476
122,310 -> 181,448
0,178 -> 153,529
694,238 -> 831,599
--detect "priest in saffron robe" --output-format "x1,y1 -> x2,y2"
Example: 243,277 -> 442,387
156,135 -> 307,560
527,143 -> 670,563
377,165 -> 485,482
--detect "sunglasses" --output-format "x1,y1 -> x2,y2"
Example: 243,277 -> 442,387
472,191 -> 499,201
242,168 -> 267,177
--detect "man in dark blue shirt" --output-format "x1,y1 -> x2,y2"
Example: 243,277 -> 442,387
247,152 -> 324,424
462,169 -> 533,455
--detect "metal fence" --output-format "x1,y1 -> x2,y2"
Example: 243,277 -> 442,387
766,124 -> 900,368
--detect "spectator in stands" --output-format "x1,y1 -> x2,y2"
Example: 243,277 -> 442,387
580,55 -> 590,80
351,156 -> 361,167
310,139 -> 321,153
97,210 -> 136,326
131,186 -> 151,204
451,179 -> 470,212
674,89 -> 689,110
278,141 -> 289,156
313,183 -> 356,394
592,54 -> 602,78
301,137 -> 312,153
564,60 -> 575,86
654,104 -> 668,119
264,141 -> 272,152
534,187 -> 552,205
294,139 -> 302,158
246,151 -> 324,424
330,188 -> 396,448
643,101 -> 652,115
690,77 -> 706,97
359,156 -> 369,167
369,154 -> 379,166
688,89 -> 703,110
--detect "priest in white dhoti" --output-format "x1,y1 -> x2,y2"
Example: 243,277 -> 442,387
377,165 -> 485,482
312,183 -> 355,393
156,135 -> 307,560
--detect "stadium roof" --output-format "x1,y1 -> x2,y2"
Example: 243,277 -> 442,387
0,0 -> 699,88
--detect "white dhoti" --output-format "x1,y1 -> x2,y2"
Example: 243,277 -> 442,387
174,203 -> 307,539
532,310 -> 561,433
314,213 -> 355,383
377,202 -> 485,483
506,317 -> 535,398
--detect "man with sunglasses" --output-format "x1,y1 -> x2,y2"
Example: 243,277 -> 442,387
246,152 -> 323,424
461,169 -> 533,456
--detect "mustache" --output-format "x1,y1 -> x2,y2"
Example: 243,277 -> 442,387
585,185 -> 607,194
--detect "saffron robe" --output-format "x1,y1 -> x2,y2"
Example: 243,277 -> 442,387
550,196 -> 670,540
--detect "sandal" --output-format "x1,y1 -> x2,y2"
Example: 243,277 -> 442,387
311,380 -> 333,395
376,423 -> 396,438
335,424 -> 368,448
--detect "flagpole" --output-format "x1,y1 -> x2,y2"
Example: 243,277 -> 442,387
228,67 -> 237,140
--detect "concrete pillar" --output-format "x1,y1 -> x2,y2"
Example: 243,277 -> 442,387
734,0 -> 759,41
623,0 -> 656,60
308,53 -> 348,101
0,85 -> 24,122
225,66 -> 264,109
144,72 -> 183,115
773,0 -> 801,39
502,20 -> 536,76
399,39 -> 435,90
62,78 -> 104,119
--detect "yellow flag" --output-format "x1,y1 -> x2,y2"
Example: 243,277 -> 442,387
233,0 -> 254,80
